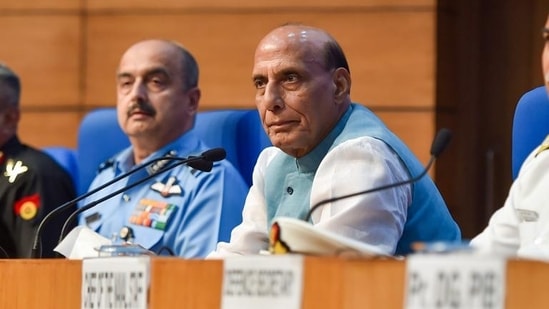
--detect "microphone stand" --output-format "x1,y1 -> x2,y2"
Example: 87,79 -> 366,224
31,149 -> 222,258
304,128 -> 452,222
58,158 -> 213,243
304,156 -> 435,222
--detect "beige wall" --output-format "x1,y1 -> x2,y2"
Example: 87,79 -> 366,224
0,0 -> 436,163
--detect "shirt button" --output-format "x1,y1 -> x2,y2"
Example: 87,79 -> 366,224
286,187 -> 294,195
122,194 -> 131,202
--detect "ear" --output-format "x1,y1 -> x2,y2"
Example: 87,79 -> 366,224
3,106 -> 20,127
186,87 -> 201,114
333,68 -> 351,105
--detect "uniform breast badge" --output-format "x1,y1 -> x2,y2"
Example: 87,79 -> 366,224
129,198 -> 177,231
14,194 -> 40,220
4,159 -> 28,183
150,176 -> 182,197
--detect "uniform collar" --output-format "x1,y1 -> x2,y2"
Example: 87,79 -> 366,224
113,130 -> 202,174
0,135 -> 22,154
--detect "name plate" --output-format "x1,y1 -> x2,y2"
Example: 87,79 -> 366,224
405,254 -> 506,309
81,256 -> 150,309
221,255 -> 304,309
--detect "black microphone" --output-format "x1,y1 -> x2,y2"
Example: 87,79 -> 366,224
31,147 -> 226,258
58,147 -> 226,244
185,148 -> 226,172
304,128 -> 452,222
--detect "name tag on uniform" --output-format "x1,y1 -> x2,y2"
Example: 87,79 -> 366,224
516,209 -> 539,222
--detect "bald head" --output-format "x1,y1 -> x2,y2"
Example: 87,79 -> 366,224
255,24 -> 350,75
119,39 -> 199,91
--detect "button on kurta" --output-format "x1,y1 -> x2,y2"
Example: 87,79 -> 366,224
286,187 -> 294,195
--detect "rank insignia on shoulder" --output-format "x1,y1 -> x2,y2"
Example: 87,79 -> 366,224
151,176 -> 182,197
4,159 -> 28,183
146,150 -> 177,175
97,158 -> 115,173
535,135 -> 549,157
14,194 -> 40,220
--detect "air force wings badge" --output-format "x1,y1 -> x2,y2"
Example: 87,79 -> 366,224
151,176 -> 182,197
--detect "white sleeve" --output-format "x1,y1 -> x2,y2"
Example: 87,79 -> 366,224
470,147 -> 549,257
309,137 -> 412,255
207,147 -> 280,258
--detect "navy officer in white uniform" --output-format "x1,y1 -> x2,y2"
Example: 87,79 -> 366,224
471,14 -> 549,259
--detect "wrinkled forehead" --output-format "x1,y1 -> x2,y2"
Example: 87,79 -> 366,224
254,26 -> 327,66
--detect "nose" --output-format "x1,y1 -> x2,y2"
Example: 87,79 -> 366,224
260,82 -> 284,112
129,80 -> 148,102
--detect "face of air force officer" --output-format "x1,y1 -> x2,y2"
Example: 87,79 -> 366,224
252,25 -> 351,158
116,40 -> 200,160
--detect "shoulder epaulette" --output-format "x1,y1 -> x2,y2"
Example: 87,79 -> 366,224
97,158 -> 115,173
535,134 -> 549,157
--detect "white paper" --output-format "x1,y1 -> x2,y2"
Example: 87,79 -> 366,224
81,256 -> 150,309
405,253 -> 506,309
55,225 -> 112,259
221,255 -> 304,309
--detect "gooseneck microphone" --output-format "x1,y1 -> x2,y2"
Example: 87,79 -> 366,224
58,148 -> 226,243
31,147 -> 226,258
304,128 -> 452,222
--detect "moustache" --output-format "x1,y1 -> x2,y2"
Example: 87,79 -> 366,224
127,102 -> 156,117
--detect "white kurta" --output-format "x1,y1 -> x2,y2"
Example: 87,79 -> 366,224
208,136 -> 411,258
471,137 -> 549,259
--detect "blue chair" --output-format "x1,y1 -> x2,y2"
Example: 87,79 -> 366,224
77,108 -> 270,194
194,109 -> 271,187
42,146 -> 79,187
512,86 -> 549,179
76,108 -> 130,194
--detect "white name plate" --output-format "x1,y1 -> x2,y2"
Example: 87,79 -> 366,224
405,254 -> 506,309
221,255 -> 304,309
81,256 -> 150,309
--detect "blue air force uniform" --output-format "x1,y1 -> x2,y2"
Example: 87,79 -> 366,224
79,131 -> 248,258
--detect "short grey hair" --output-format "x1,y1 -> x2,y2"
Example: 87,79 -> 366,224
0,63 -> 21,108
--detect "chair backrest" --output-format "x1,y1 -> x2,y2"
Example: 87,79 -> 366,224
77,108 -> 130,194
512,86 -> 549,179
193,109 -> 271,187
77,108 -> 270,194
43,146 -> 79,187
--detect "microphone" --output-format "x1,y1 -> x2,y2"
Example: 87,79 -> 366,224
30,147 -> 226,258
57,151 -> 223,242
304,128 -> 452,222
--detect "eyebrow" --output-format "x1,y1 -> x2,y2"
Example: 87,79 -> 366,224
116,67 -> 170,80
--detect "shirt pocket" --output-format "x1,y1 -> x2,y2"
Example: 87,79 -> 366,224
518,221 -> 538,248
128,224 -> 164,250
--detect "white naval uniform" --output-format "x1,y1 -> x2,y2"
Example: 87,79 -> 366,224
471,135 -> 549,259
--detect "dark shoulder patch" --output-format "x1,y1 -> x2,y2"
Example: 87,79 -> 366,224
97,158 -> 115,173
